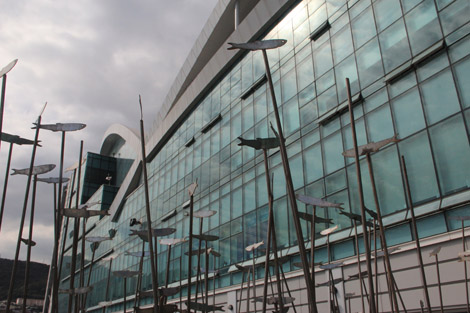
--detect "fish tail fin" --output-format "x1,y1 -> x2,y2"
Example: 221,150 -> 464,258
237,136 -> 245,146
227,43 -> 237,50
11,169 -> 19,175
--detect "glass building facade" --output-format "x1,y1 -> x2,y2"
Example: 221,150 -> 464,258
58,0 -> 470,311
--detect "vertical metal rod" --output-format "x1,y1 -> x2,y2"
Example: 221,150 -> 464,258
212,254 -> 216,313
6,114 -> 42,313
346,78 -> 376,313
385,258 -> 407,313
79,207 -> 87,312
373,221 -> 379,312
22,175 -> 38,313
261,49 -> 316,313
400,156 -> 431,313
278,260 -> 298,313
187,186 -> 196,313
165,244 -> 172,288
462,220 -> 470,313
237,271 -> 246,313
139,103 -> 159,313
0,75 -> 7,152
43,182 -> 57,313
68,141 -> 83,313
353,220 -> 366,313
311,206 -> 316,284
179,248 -> 183,312
205,249 -> 209,305
102,258 -> 113,313
195,219 -> 204,304
0,142 -> 13,232
154,238 -> 160,308
434,254 -> 444,313
246,267 -> 252,313
252,253 -> 257,313
134,241 -> 146,310
124,277 -> 127,313
326,234 -> 333,313
82,246 -> 97,309
366,154 -> 399,313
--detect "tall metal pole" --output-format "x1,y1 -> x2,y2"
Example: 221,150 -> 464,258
366,154 -> 399,312
346,78 -> 376,313
138,97 -> 159,313
195,219 -> 204,304
0,142 -> 13,232
261,48 -> 316,313
79,211 -> 87,312
431,249 -> 444,313
21,175 -> 38,313
68,141 -> 83,313
187,182 -> 197,313
5,113 -> 42,313
400,156 -> 431,313
134,241 -> 146,310
102,258 -> 113,313
353,220 -> 366,313
43,182 -> 57,313
0,74 -> 7,152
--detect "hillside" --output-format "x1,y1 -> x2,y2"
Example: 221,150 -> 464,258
0,258 -> 49,301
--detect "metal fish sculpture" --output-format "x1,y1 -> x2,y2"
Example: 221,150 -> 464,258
228,39 -> 288,51
186,301 -> 224,312
245,241 -> 264,252
126,251 -> 151,257
85,236 -> 111,243
374,247 -> 400,258
62,209 -> 109,219
188,181 -> 198,196
193,234 -> 219,242
129,228 -> 176,241
429,246 -> 442,257
37,177 -> 70,184
65,158 -> 86,172
293,261 -> 322,269
185,248 -> 209,256
235,264 -> 250,272
296,194 -> 343,209
11,164 -> 56,176
58,286 -> 93,295
316,278 -> 343,287
340,211 -> 374,227
449,215 -> 470,221
238,137 -> 280,150
0,59 -> 18,77
319,262 -> 343,270
342,134 -> 400,157
297,211 -> 333,224
159,286 -> 180,296
207,248 -> 221,257
193,209 -> 217,218
113,270 -> 140,278
98,301 -> 113,307
1,132 -> 38,146
159,238 -> 187,246
365,207 -> 378,220
320,225 -> 339,236
32,123 -> 86,132
78,201 -> 101,209
21,238 -> 36,246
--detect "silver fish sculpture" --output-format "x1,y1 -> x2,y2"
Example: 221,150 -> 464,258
238,137 -> 280,150
245,241 -> 264,252
340,211 -> 374,227
342,134 -> 400,157
77,201 -> 101,210
449,215 -> 470,221
186,301 -> 224,312
296,194 -> 343,209
159,286 -> 180,296
58,286 -> 93,295
235,264 -> 250,272
21,238 -> 36,246
65,158 -> 86,172
193,209 -> 217,218
159,238 -> 187,246
113,270 -> 140,278
297,211 -> 333,224
37,177 -> 70,184
320,225 -> 339,236
365,207 -> 378,220
316,278 -> 343,287
374,247 -> 400,258
319,262 -> 343,270
126,251 -> 151,257
185,248 -> 212,256
136,304 -> 178,313
293,261 -> 322,269
0,59 -> 18,77
188,181 -> 198,196
129,228 -> 176,241
348,270 -> 369,280
228,39 -> 287,51
62,209 -> 109,219
207,247 -> 221,257
1,132 -> 38,146
12,164 -> 56,176
98,301 -> 113,307
193,234 -> 219,242
429,246 -> 442,257
32,122 -> 86,132
85,236 -> 111,243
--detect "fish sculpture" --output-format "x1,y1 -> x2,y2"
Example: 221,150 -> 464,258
1,132 -> 38,146
126,251 -> 151,257
159,238 -> 187,246
21,238 -> 36,246
245,241 -> 264,252
207,248 -> 221,257
62,209 -> 109,219
228,39 -> 287,51
238,137 -> 280,150
365,207 -> 378,220
297,211 -> 333,224
32,123 -> 86,132
348,270 -> 369,280
342,135 -> 400,157
77,202 -> 101,209
186,301 -> 224,312
65,158 -> 86,172
374,247 -> 400,258
193,234 -> 219,242
316,278 -> 343,287
340,211 -> 374,227
37,177 -> 70,184
0,59 -> 18,77
12,164 -> 56,176
113,270 -> 140,278
319,262 -> 343,270
159,286 -> 180,296
296,194 -> 343,209
320,225 -> 339,236
98,301 -> 113,307
85,236 -> 111,243
235,264 -> 250,272
58,286 -> 93,295
429,246 -> 442,257
193,209 -> 217,218
188,181 -> 198,196
129,228 -> 176,241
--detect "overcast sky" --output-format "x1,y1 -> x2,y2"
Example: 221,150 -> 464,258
0,0 -> 219,264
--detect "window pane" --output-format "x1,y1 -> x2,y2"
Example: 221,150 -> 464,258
297,56 -> 315,92
290,153 -> 305,190
379,19 -> 411,73
323,131 -> 344,174
335,55 -> 359,103
374,0 -> 402,32
318,85 -> 338,116
429,114 -> 470,195
417,214 -> 447,238
331,25 -> 354,64
303,143 -> 324,183
405,0 -> 442,55
420,69 -> 460,125
274,197 -> 289,248
282,96 -> 300,135
399,131 -> 440,204
391,87 -> 426,137
356,38 -> 384,88
454,57 -> 470,108
439,0 -> 470,36
281,68 -> 298,103
366,105 -> 395,142
313,40 -> 334,77
351,7 -> 376,48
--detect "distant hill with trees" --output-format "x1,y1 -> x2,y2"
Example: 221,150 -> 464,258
0,258 -> 49,301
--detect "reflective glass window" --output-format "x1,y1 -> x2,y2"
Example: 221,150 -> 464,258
313,40 -> 334,77
309,4 -> 328,34
454,57 -> 470,108
335,54 -> 359,103
417,214 -> 447,238
391,87 -> 426,138
304,142 -> 323,183
429,114 -> 470,195
366,105 -> 395,142
297,55 -> 315,92
274,197 -> 290,248
405,0 -> 442,55
351,7 -> 376,49
417,52 -> 449,82
379,19 -> 411,73
374,0 -> 402,32
356,38 -> 384,88
439,0 -> 470,36
323,131 -> 344,174
389,72 -> 417,99
318,85 -> 338,116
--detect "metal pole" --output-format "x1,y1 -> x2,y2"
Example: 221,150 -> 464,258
124,277 -> 128,313
252,253 -> 257,313
311,206 -> 316,284
346,78 -> 376,313
353,220 -> 366,313
205,249 -> 209,306
22,175 -> 38,313
6,114 -> 42,313
187,190 -> 195,313
102,258 -> 113,313
212,254 -> 217,313
139,99 -> 159,313
82,245 -> 97,309
237,270 -> 246,313
43,182 -> 57,313
134,241 -> 146,310
68,141 -> 83,313
366,154 -> 399,312
433,254 -> 444,313
400,156 -> 431,313
278,260 -> 298,313
246,267 -> 252,313
462,220 -> 470,313
0,142 -> 13,232
79,209 -> 87,312
154,237 -> 160,308
326,234 -> 333,313
373,221 -> 379,312
195,219 -> 204,304
0,75 -> 7,152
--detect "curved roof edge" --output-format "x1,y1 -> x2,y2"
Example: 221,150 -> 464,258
100,123 -> 140,156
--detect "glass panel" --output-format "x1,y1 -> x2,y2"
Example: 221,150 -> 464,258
331,25 -> 354,64
446,205 -> 470,230
389,71 -> 417,98
366,105 -> 395,142
304,143 -> 324,183
379,19 -> 411,73
420,69 -> 461,125
356,38 -> 384,88
405,0 -> 442,55
297,56 -> 315,92
281,68 -> 298,103
374,0 -> 402,32
398,131 -> 440,204
300,99 -> 318,127
335,55 -> 359,103
274,197 -> 289,248
243,179 -> 256,213
429,114 -> 470,194
454,57 -> 470,108
325,169 -> 346,195
323,131 -> 344,174
417,52 -> 449,83
391,87 -> 426,137
316,69 -> 335,95
417,214 -> 447,238
439,0 -> 470,36
318,85 -> 338,116
313,40 -> 334,77
385,223 -> 412,246
351,7 -> 376,49
282,96 -> 301,135
290,153 -> 305,190
401,0 -> 422,13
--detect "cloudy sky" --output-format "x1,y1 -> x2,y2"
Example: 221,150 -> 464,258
0,0 -> 218,264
